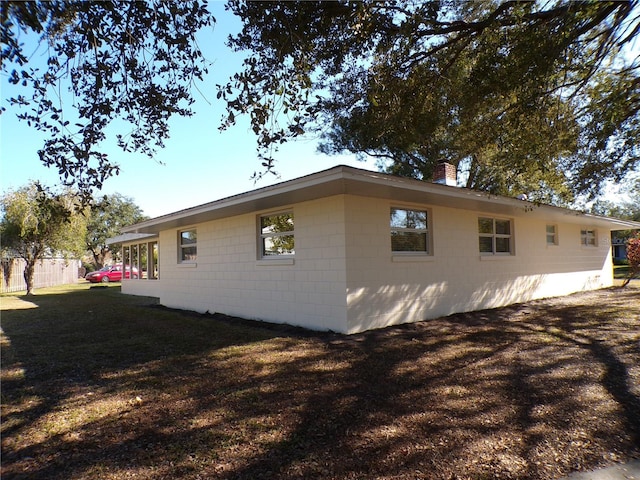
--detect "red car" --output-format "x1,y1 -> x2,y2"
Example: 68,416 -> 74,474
85,264 -> 139,283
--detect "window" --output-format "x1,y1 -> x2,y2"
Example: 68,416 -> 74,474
139,243 -> 148,278
546,224 -> 558,245
390,207 -> 430,253
479,217 -> 513,255
260,212 -> 294,257
179,229 -> 197,262
132,244 -> 139,275
581,229 -> 596,247
150,241 -> 159,279
123,246 -> 130,278
122,241 -> 159,279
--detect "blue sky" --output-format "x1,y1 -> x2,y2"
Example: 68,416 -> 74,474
2,3 -> 637,218
0,2 -> 376,218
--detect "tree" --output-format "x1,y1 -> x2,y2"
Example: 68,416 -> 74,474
3,1 -> 638,203
590,175 -> 640,245
622,233 -> 640,287
1,1 -> 214,201
222,0 -> 639,203
86,193 -> 148,269
1,182 -> 87,294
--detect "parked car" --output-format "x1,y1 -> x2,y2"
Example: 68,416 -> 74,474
85,264 -> 138,283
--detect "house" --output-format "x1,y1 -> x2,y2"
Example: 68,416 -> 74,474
612,236 -> 629,263
109,165 -> 640,334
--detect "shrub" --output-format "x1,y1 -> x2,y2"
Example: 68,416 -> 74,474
621,233 -> 640,287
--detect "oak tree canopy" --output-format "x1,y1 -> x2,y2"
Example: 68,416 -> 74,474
223,0 -> 639,203
2,0 -> 214,201
2,1 -> 639,204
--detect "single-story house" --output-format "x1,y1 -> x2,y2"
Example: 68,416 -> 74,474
612,237 -> 629,263
109,165 -> 640,334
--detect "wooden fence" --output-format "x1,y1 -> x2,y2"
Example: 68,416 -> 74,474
1,257 -> 81,294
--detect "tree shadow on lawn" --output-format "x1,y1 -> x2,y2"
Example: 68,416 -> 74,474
1,286 -> 639,480
1,286 -> 285,477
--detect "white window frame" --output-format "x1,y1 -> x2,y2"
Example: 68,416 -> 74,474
546,224 -> 558,246
581,228 -> 597,247
258,210 -> 295,259
390,207 -> 432,255
122,240 -> 159,279
178,228 -> 197,263
478,217 -> 514,255
149,241 -> 159,279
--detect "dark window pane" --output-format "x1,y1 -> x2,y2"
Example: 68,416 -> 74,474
496,237 -> 511,253
406,210 -> 427,229
495,219 -> 510,235
392,231 -> 427,252
479,236 -> 493,253
181,230 -> 197,245
151,242 -> 159,279
391,208 -> 427,229
261,213 -> 294,234
478,218 -> 493,234
181,246 -> 197,261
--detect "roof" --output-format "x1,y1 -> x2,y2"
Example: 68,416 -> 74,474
105,232 -> 157,246
120,165 -> 640,235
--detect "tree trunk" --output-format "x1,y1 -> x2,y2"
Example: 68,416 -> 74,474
1,258 -> 13,288
621,265 -> 639,288
466,155 -> 479,189
23,259 -> 36,295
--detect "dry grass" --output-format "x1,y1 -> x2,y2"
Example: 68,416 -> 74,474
1,283 -> 639,480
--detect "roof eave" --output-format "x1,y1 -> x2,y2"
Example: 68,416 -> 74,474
121,165 -> 640,234
106,233 -> 158,245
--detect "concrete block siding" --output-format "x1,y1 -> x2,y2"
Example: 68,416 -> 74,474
123,192 -> 613,334
344,195 -> 611,333
143,196 -> 349,333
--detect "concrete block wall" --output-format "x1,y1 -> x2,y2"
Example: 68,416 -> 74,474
344,195 -> 613,334
123,193 -> 614,334
125,196 -> 350,332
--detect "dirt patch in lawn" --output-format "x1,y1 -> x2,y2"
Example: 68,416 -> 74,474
1,284 -> 639,479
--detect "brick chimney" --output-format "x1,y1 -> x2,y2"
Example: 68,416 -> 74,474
433,162 -> 457,187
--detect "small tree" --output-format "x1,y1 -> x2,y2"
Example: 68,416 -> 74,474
86,194 -> 148,269
0,183 -> 87,294
621,233 -> 640,288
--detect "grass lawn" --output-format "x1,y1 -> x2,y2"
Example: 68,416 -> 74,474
614,265 -> 630,279
614,264 -> 640,280
1,283 -> 639,480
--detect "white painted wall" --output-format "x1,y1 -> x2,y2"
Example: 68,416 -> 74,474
123,196 -> 349,332
344,195 -> 612,333
122,193 -> 613,334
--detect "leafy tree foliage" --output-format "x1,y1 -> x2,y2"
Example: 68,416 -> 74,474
622,233 -> 640,287
85,193 -> 148,268
0,182 -> 87,294
1,1 -> 214,201
591,174 -> 640,238
3,1 -> 638,204
222,0 -> 639,203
